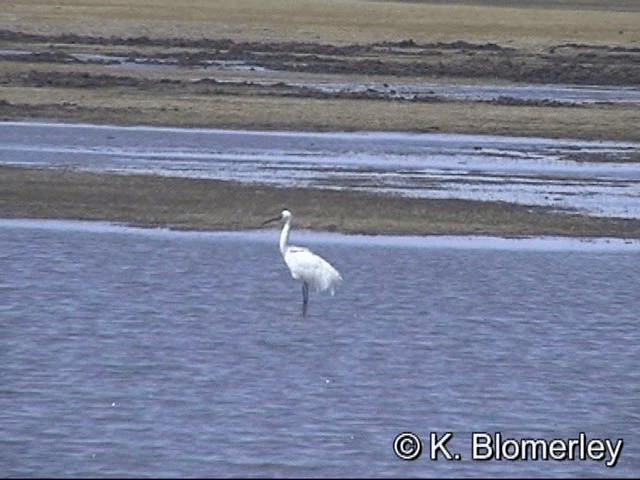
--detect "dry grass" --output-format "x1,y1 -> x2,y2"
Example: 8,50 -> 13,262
2,0 -> 639,47
3,86 -> 640,141
392,0 -> 640,11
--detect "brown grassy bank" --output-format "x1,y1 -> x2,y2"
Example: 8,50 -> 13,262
3,0 -> 639,46
2,167 -> 639,238
1,1 -> 639,139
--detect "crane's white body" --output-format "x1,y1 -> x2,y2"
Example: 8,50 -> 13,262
264,210 -> 342,313
283,246 -> 342,295
279,222 -> 342,296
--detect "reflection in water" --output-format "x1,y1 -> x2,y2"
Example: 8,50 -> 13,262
2,220 -> 639,477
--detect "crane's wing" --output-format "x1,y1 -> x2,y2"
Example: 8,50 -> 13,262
284,246 -> 343,294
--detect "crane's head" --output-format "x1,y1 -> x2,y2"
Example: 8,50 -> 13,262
261,209 -> 292,226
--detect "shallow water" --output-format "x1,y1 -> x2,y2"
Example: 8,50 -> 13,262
1,122 -> 639,219
1,220 -> 639,477
293,79 -> 640,105
3,48 -> 639,105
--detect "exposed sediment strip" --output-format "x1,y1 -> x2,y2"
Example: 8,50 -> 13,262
2,166 -> 639,238
2,29 -> 640,140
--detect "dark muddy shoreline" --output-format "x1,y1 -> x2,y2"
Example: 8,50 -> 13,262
2,29 -> 639,86
2,28 -> 640,140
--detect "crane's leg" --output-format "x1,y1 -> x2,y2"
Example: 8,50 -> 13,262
302,282 -> 309,316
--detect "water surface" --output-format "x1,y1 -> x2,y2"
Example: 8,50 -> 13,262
2,122 -> 639,218
1,220 -> 639,477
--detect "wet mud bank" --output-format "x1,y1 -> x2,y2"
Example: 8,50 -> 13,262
1,28 -> 639,139
2,30 -> 639,86
2,166 -> 640,238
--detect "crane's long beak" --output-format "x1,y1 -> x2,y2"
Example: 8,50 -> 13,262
261,215 -> 281,226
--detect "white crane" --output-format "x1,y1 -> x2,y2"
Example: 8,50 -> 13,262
262,209 -> 342,315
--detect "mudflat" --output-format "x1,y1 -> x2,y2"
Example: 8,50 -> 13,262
2,166 -> 639,238
1,0 -> 639,235
2,0 -> 639,138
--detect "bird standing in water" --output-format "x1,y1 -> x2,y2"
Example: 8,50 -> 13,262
262,209 -> 342,315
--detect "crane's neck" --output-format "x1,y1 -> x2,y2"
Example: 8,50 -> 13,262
279,217 -> 291,256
